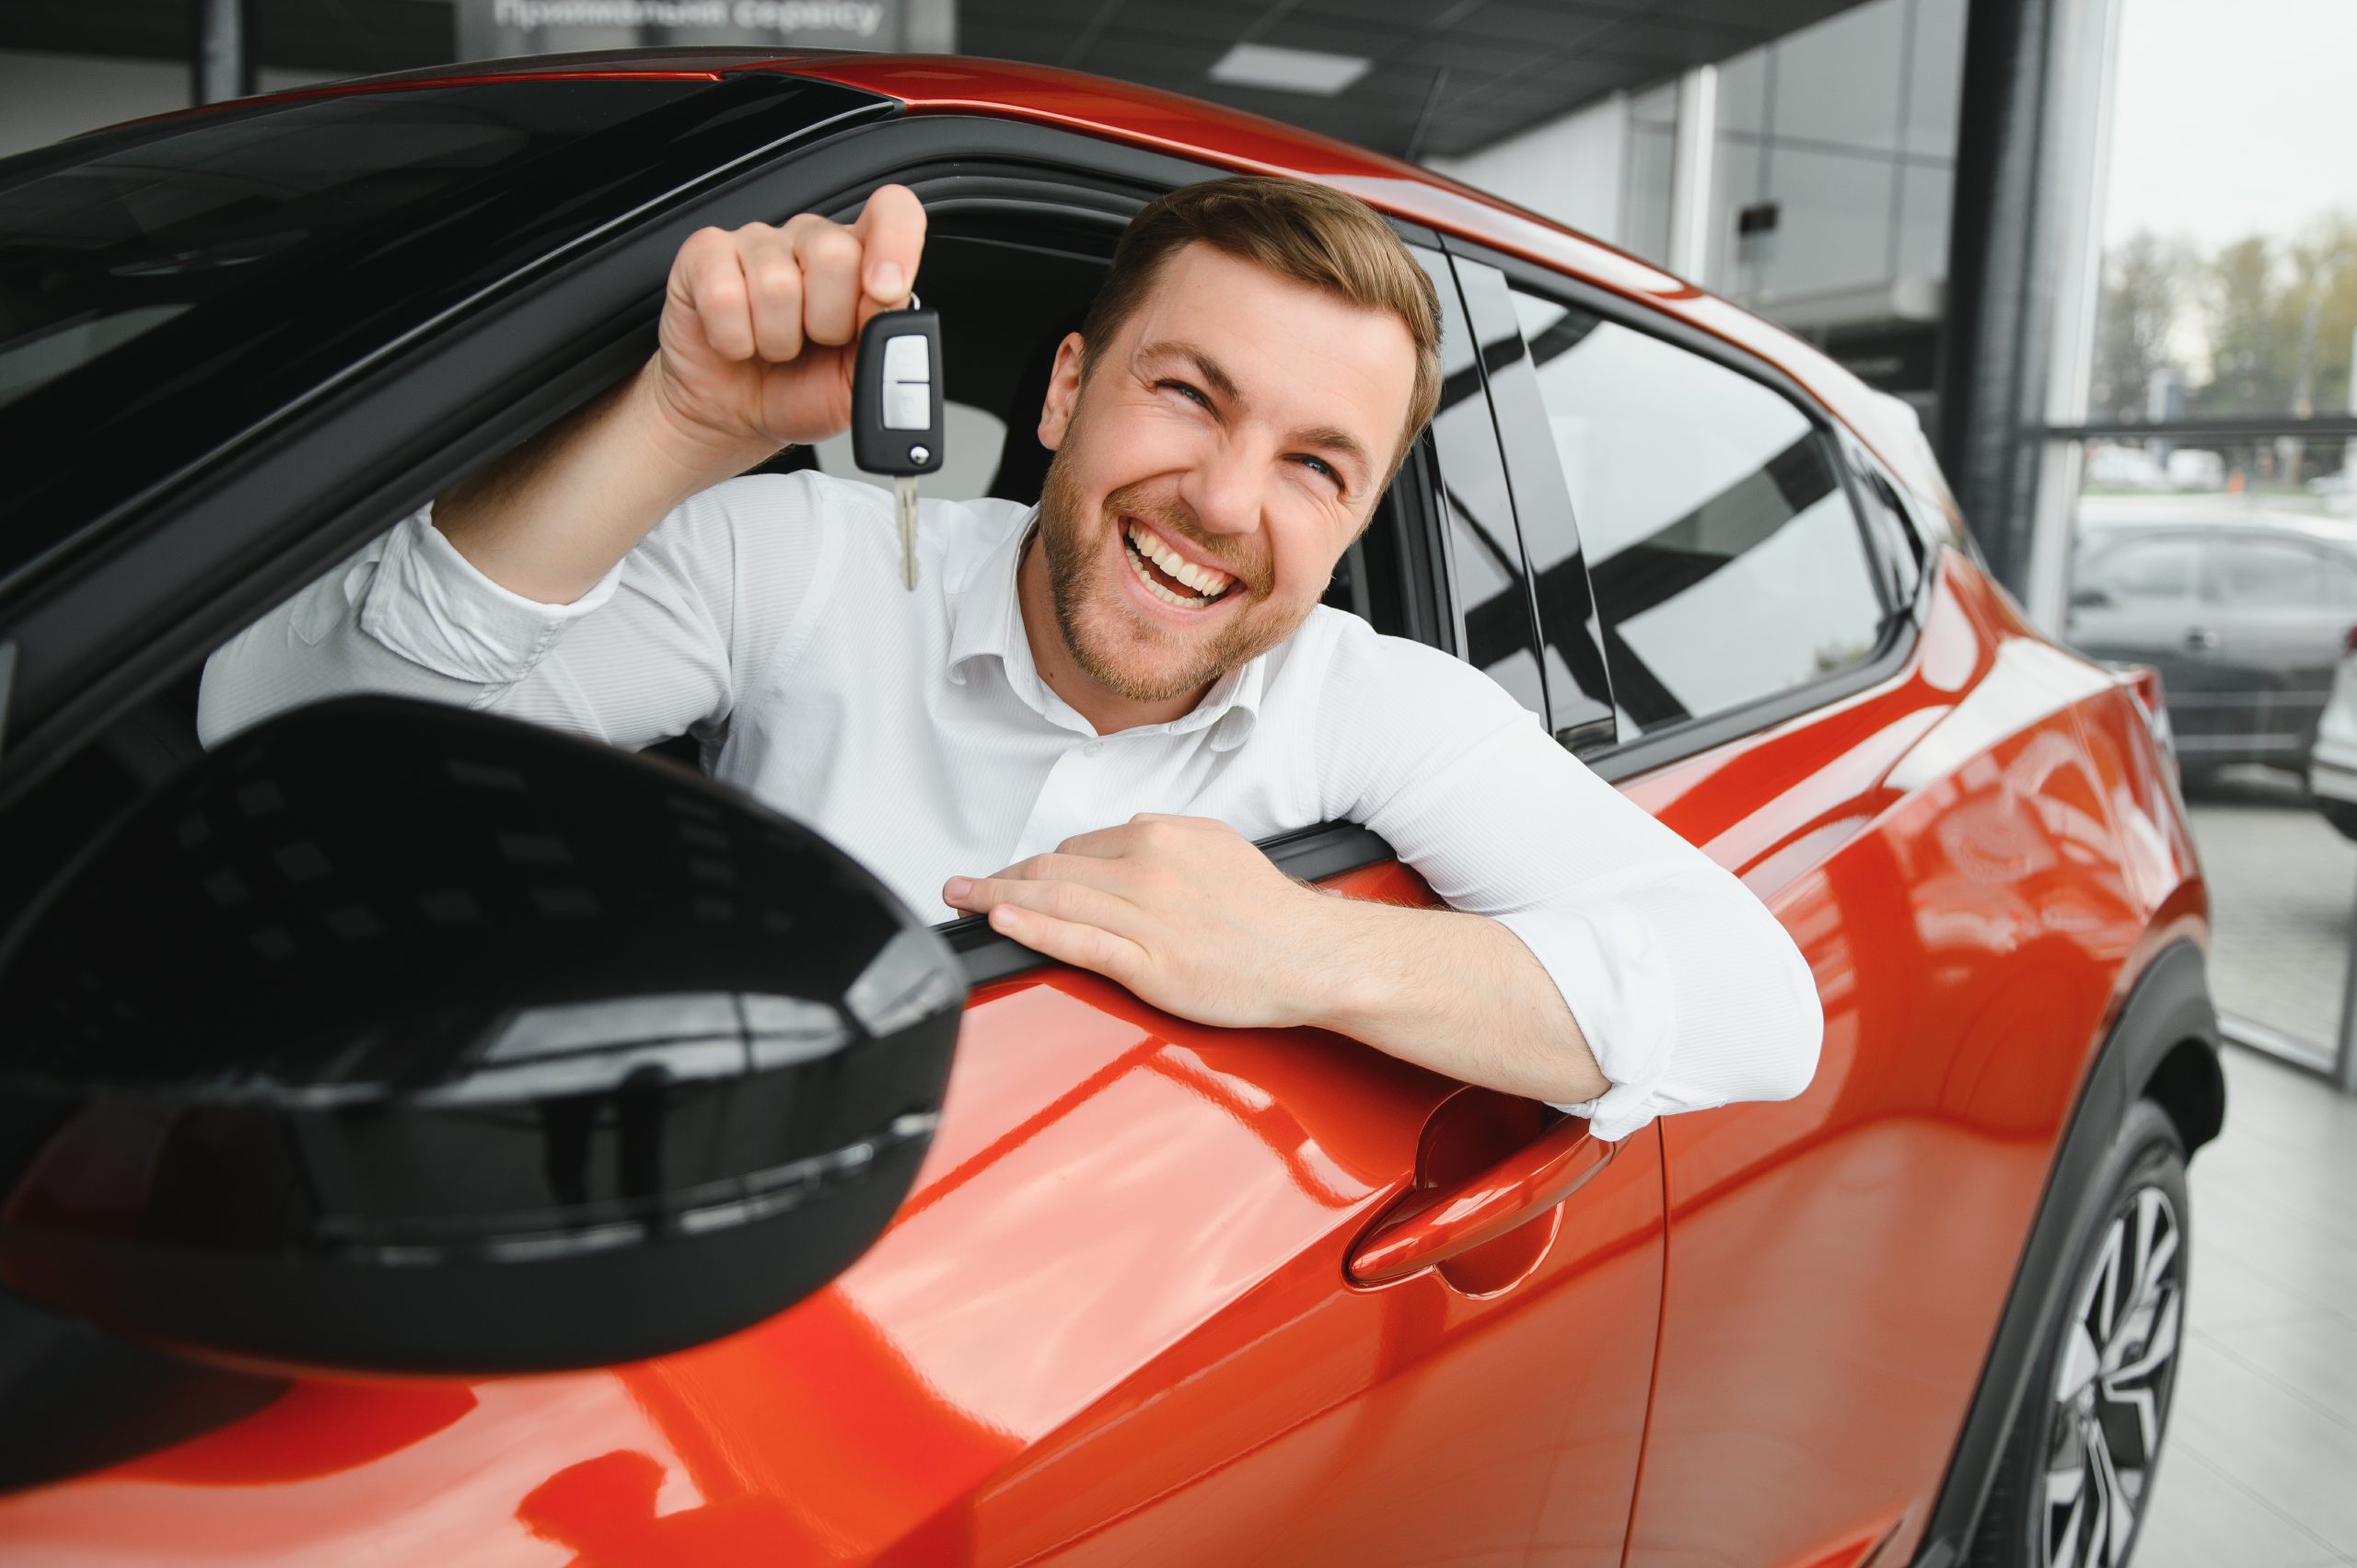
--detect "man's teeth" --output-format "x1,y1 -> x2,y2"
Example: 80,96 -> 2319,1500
1125,522 -> 1233,603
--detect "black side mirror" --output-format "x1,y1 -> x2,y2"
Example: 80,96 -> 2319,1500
0,698 -> 962,1375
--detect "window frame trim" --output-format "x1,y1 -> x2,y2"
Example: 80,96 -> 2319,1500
1438,234 -> 1926,784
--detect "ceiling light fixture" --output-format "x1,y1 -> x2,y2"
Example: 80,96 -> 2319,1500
1209,42 -> 1373,97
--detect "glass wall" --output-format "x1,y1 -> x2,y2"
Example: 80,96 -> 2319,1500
1703,0 -> 1964,305
2061,0 -> 2357,1078
1618,81 -> 1678,270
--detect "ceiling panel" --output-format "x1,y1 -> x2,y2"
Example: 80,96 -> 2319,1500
0,0 -> 1879,163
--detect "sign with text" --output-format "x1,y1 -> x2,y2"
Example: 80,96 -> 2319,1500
457,0 -> 954,60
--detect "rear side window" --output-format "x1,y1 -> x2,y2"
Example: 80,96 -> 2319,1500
2210,536 -> 2356,609
1506,288 -> 1888,739
2086,535 -> 2202,603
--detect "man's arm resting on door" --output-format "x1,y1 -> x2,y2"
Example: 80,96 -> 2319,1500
943,812 -> 1610,1105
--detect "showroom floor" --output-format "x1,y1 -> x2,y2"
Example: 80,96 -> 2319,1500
2132,1044 -> 2357,1566
2184,772 -> 2356,1063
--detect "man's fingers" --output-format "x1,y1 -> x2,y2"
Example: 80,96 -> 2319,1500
951,873 -> 1144,934
984,902 -> 1147,984
785,213 -> 866,348
1051,824 -> 1148,859
673,227 -> 756,362
851,182 -> 925,308
737,226 -> 805,365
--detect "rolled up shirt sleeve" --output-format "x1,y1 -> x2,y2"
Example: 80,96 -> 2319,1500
356,505 -> 629,687
198,471 -> 840,754
1310,614 -> 1822,1141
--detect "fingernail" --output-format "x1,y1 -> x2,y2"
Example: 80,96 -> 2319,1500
944,877 -> 972,901
871,261 -> 905,300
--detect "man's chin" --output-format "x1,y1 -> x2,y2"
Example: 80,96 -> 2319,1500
1068,610 -> 1228,704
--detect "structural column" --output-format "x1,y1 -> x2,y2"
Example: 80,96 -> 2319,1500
192,0 -> 254,106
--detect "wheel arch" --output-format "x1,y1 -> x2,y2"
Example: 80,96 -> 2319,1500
1910,937 -> 2220,1568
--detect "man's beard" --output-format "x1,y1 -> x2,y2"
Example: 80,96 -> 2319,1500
1034,442 -> 1305,705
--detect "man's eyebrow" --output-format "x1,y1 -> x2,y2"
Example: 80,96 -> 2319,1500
1291,424 -> 1373,485
1142,340 -> 1373,486
1140,341 -> 1244,409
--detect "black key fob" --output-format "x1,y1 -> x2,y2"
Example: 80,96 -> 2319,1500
851,307 -> 945,477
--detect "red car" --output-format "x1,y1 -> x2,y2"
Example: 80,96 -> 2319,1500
0,52 -> 2220,1568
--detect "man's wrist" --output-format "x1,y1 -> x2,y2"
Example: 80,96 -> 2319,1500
631,357 -> 784,494
1285,887 -> 1404,1036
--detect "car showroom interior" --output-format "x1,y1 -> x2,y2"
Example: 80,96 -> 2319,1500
2,1 -> 2354,1565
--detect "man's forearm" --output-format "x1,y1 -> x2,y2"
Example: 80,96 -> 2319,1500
1306,897 -> 1609,1107
433,363 -> 775,605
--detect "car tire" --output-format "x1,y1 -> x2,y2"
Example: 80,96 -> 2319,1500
1968,1098 -> 2189,1568
2317,797 -> 2357,844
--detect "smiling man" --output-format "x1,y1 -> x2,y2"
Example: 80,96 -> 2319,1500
201,176 -> 1821,1134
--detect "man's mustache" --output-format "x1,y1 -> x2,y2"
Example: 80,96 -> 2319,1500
1102,485 -> 1270,595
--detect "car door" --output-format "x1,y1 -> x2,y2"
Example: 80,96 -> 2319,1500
0,111 -> 1664,1566
2065,529 -> 2227,766
2202,531 -> 2357,765
1460,238 -> 2160,1568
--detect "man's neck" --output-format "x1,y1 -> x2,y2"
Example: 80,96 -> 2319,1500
1016,530 -> 1211,736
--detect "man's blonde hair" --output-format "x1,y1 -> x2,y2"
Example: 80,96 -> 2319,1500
1080,176 -> 1443,481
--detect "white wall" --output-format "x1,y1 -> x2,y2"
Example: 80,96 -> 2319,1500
1426,93 -> 1628,247
0,51 -> 342,160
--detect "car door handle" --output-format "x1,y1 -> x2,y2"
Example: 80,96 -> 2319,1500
2185,627 -> 2220,650
1346,1112 -> 1616,1285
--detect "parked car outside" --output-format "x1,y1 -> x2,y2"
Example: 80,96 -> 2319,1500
0,53 -> 2220,1568
2067,507 -> 2357,784
2308,629 -> 2357,840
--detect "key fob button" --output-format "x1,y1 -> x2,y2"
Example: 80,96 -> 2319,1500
884,382 -> 931,431
881,333 -> 930,383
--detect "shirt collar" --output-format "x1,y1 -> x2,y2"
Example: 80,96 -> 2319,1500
944,509 -> 1264,751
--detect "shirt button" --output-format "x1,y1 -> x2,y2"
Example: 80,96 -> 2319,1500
1082,740 -> 1105,758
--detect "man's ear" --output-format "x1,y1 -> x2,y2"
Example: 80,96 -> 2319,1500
1037,331 -> 1086,451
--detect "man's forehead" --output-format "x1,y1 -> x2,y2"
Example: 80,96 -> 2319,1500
1118,246 -> 1416,461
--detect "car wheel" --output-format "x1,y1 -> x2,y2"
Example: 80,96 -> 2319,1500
2317,797 -> 2357,843
1970,1099 -> 2189,1568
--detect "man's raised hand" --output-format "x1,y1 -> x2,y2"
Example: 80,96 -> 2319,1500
648,183 -> 926,460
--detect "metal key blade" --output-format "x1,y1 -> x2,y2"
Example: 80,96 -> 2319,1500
896,474 -> 918,590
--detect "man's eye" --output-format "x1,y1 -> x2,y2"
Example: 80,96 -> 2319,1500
1294,454 -> 1342,488
1157,379 -> 1211,407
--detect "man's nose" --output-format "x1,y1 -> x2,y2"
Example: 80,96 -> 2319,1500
1178,437 -> 1266,538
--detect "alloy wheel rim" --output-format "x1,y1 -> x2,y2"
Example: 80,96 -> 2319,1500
2041,1183 -> 2184,1568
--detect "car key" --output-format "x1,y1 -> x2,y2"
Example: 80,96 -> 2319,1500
851,302 -> 943,589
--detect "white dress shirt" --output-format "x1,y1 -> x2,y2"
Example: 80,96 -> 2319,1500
198,470 -> 1822,1140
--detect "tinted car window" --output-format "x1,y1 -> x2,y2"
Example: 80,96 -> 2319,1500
1506,287 -> 1887,738
2211,537 -> 2330,609
0,74 -> 878,576
2087,535 -> 2202,603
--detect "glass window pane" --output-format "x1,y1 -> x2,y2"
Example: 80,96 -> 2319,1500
1769,0 -> 1907,155
2086,535 -> 2202,601
1897,162 -> 1952,280
1708,134 -> 1765,294
1716,47 -> 1768,140
1621,123 -> 1677,268
1755,147 -> 1898,296
1904,0 -> 1968,159
2091,0 -> 2357,421
1508,287 -> 1888,736
2212,539 -> 2327,608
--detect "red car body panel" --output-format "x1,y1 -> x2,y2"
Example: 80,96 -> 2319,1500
0,56 -> 2204,1568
